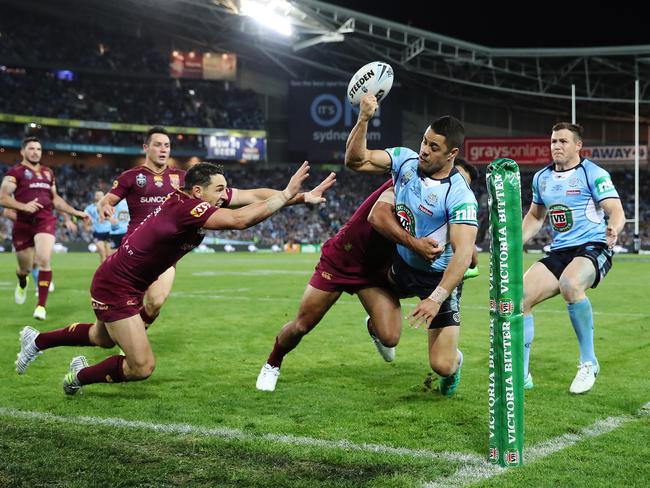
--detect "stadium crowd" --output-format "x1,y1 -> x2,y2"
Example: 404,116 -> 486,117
1,161 -> 648,250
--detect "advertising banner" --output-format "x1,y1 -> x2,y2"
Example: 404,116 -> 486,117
206,135 -> 266,161
288,81 -> 401,162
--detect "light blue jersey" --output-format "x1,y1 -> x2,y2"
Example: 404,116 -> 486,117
84,203 -> 111,234
387,147 -> 478,272
110,199 -> 130,235
532,158 -> 619,250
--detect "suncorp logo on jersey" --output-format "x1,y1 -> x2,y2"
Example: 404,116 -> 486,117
310,93 -> 382,143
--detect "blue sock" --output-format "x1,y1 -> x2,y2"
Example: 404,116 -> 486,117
31,267 -> 39,285
567,297 -> 597,365
523,315 -> 534,378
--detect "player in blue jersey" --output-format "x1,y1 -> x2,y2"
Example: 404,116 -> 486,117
522,122 -> 626,394
84,191 -> 113,263
108,198 -> 130,254
345,93 -> 478,396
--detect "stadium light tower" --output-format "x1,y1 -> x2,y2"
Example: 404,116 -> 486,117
240,0 -> 293,37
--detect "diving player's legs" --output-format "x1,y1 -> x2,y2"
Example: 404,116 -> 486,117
257,284 -> 342,391
357,286 -> 402,362
522,262 -> 560,389
142,266 -> 176,326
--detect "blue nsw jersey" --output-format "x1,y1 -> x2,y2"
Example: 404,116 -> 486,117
110,199 -> 130,235
387,147 -> 478,272
532,158 -> 619,250
84,203 -> 111,233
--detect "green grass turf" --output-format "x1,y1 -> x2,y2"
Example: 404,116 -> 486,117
0,252 -> 648,487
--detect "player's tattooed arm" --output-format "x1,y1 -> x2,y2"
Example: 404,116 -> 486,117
0,177 -> 42,213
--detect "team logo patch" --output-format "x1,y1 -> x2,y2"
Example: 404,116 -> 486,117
395,204 -> 416,236
343,243 -> 353,252
136,173 -> 147,188
595,175 -> 615,195
112,180 -> 119,189
321,271 -> 332,280
190,201 -> 211,218
549,204 -> 573,232
452,312 -> 460,323
425,192 -> 438,206
169,173 -> 180,189
24,169 -> 33,180
154,175 -> 164,188
418,204 -> 433,216
400,170 -> 414,188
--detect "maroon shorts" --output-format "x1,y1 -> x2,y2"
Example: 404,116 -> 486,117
308,255 -> 390,294
90,273 -> 143,323
12,216 -> 56,252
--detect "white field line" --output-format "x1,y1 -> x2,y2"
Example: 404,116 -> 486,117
423,402 -> 650,487
0,407 -> 482,466
1,403 -> 648,486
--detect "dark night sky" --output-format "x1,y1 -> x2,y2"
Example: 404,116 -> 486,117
325,2 -> 646,48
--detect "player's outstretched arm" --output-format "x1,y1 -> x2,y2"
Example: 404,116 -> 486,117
97,192 -> 121,220
600,198 -> 626,249
228,168 -> 336,207
522,202 -> 547,244
203,162 -> 309,231
408,223 -> 477,329
368,187 -> 444,261
344,94 -> 391,174
51,187 -> 89,221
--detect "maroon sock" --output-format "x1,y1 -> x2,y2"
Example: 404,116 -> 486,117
77,355 -> 126,385
37,270 -> 52,307
17,273 -> 27,289
267,337 -> 293,368
35,323 -> 93,350
140,308 -> 158,326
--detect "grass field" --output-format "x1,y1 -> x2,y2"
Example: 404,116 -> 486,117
1,252 -> 649,487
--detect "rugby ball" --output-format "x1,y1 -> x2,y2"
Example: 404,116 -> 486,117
347,61 -> 394,106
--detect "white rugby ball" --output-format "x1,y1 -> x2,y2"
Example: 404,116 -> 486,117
347,61 -> 394,106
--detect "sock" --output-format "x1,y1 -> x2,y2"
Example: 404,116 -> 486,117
140,308 -> 158,327
567,297 -> 597,365
524,315 -> 535,378
31,268 -> 39,286
267,337 -> 292,368
34,323 -> 93,350
17,272 -> 28,289
37,270 -> 52,307
77,355 -> 126,385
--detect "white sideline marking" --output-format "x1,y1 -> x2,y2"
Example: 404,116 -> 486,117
422,402 -> 650,487
0,407 -> 482,465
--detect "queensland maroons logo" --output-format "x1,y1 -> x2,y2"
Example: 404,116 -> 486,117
549,204 -> 573,232
395,204 -> 415,236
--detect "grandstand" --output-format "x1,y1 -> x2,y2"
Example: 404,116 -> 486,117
1,2 -> 649,485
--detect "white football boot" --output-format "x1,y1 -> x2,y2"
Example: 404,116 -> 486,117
256,363 -> 280,391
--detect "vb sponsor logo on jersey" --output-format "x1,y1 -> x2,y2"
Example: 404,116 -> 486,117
395,204 -> 416,236
451,202 -> 478,223
549,203 -> 573,232
595,176 -> 615,195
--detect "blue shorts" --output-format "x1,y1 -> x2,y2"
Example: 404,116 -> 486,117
540,241 -> 613,288
93,231 -> 110,242
110,233 -> 126,249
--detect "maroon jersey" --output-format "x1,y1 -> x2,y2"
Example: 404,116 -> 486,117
93,190 -> 217,296
109,165 -> 186,236
320,179 -> 395,277
4,163 -> 55,223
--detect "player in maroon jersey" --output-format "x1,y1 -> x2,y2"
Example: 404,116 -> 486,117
0,137 -> 89,320
15,161 -> 335,394
256,180 -> 443,392
98,126 -> 336,329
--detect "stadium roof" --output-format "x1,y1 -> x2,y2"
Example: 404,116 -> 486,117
11,0 -> 650,121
